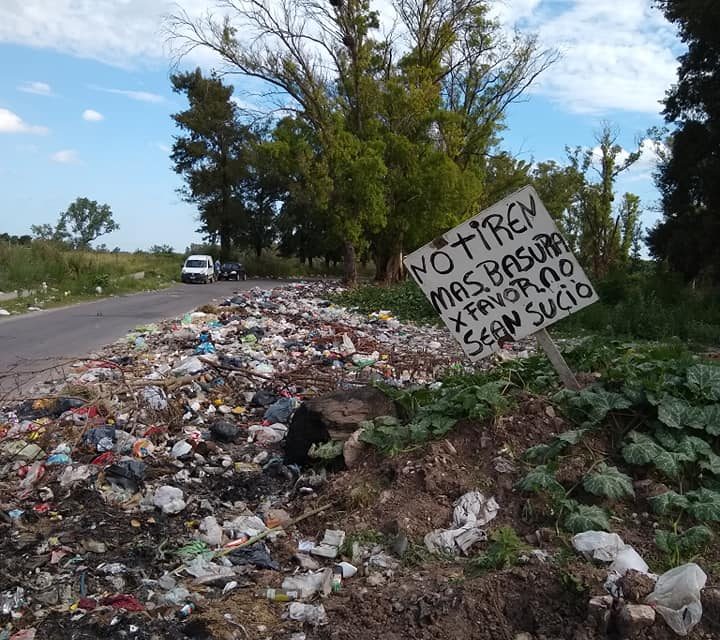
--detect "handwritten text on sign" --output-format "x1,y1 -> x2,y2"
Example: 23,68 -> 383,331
404,186 -> 598,361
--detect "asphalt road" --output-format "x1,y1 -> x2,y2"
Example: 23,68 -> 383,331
0,279 -> 277,397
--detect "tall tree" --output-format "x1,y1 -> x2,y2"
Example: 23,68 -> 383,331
166,0 -> 554,283
170,69 -> 247,258
649,1 -> 720,283
33,197 -> 118,248
564,124 -> 641,279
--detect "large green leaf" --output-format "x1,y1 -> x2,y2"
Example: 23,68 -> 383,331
583,463 -> 635,501
557,429 -> 588,445
516,465 -> 564,494
523,441 -> 564,464
658,396 -> 691,429
687,364 -> 720,401
700,451 -> 720,476
553,387 -> 632,426
681,525 -> 715,551
653,429 -> 698,462
699,405 -> 720,436
686,488 -> 720,522
648,490 -> 690,515
653,449 -> 683,479
622,431 -> 659,466
563,504 -> 611,533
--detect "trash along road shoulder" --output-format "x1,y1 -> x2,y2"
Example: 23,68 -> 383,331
0,281 -> 717,640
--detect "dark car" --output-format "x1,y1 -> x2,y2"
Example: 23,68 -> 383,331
218,262 -> 247,281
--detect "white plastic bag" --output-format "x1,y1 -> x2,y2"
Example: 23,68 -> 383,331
572,531 -> 625,562
610,545 -> 649,576
646,563 -> 707,636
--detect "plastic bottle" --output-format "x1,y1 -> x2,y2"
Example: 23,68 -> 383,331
256,588 -> 298,602
331,566 -> 343,593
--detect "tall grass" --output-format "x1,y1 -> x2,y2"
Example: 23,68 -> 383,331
0,242 -> 180,296
333,271 -> 720,345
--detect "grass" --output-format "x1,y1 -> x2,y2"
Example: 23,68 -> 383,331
333,280 -> 438,324
0,242 -> 180,313
333,271 -> 720,345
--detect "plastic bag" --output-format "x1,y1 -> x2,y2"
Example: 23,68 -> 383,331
153,486 -> 186,514
646,563 -> 707,636
572,531 -> 625,562
610,545 -> 649,576
425,491 -> 497,555
287,602 -> 328,626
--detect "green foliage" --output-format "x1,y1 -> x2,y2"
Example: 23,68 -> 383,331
582,464 -> 634,501
308,440 -> 344,460
554,387 -> 632,428
0,243 -> 179,300
562,503 -> 611,533
649,490 -> 690,515
517,465 -> 564,495
361,380 -> 509,454
685,489 -> 720,522
465,527 -> 529,576
687,365 -> 720,401
523,429 -> 587,464
333,280 -> 437,324
558,270 -> 720,345
655,526 -> 713,566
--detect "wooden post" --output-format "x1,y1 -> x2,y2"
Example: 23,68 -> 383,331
534,328 -> 581,390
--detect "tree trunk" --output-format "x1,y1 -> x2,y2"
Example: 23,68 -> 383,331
324,255 -> 331,269
383,249 -> 404,284
255,244 -> 262,258
309,256 -> 314,269
375,234 -> 404,284
220,229 -> 230,261
343,240 -> 358,285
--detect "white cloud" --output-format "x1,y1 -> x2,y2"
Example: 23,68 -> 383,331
51,149 -> 79,164
157,142 -> 171,153
96,87 -> 165,103
0,0 -> 216,68
498,0 -> 681,115
18,80 -> 53,95
0,108 -> 48,134
0,0 -> 681,117
82,108 -> 104,121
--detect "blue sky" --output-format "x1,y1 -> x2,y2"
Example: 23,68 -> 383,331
0,0 -> 681,251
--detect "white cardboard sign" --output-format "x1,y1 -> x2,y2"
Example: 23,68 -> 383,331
403,185 -> 598,361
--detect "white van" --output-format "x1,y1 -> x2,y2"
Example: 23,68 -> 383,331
181,254 -> 215,284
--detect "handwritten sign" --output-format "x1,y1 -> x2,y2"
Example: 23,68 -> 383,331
404,185 -> 598,361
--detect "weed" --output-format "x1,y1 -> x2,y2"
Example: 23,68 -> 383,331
339,530 -> 386,557
465,526 -> 529,577
346,482 -> 381,510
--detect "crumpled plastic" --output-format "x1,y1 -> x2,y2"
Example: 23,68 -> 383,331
572,531 -> 652,597
287,602 -> 328,626
142,386 -> 168,411
228,542 -> 280,570
153,485 -> 186,514
263,397 -> 297,423
646,563 -> 707,636
424,491 -> 499,554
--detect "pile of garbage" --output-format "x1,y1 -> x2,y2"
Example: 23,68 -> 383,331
1,282 -> 508,638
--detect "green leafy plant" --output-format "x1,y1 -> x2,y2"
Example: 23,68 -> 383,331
582,463 -> 634,501
562,502 -> 611,533
465,526 -> 529,576
308,440 -> 344,460
655,525 -> 713,566
517,465 -> 564,494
